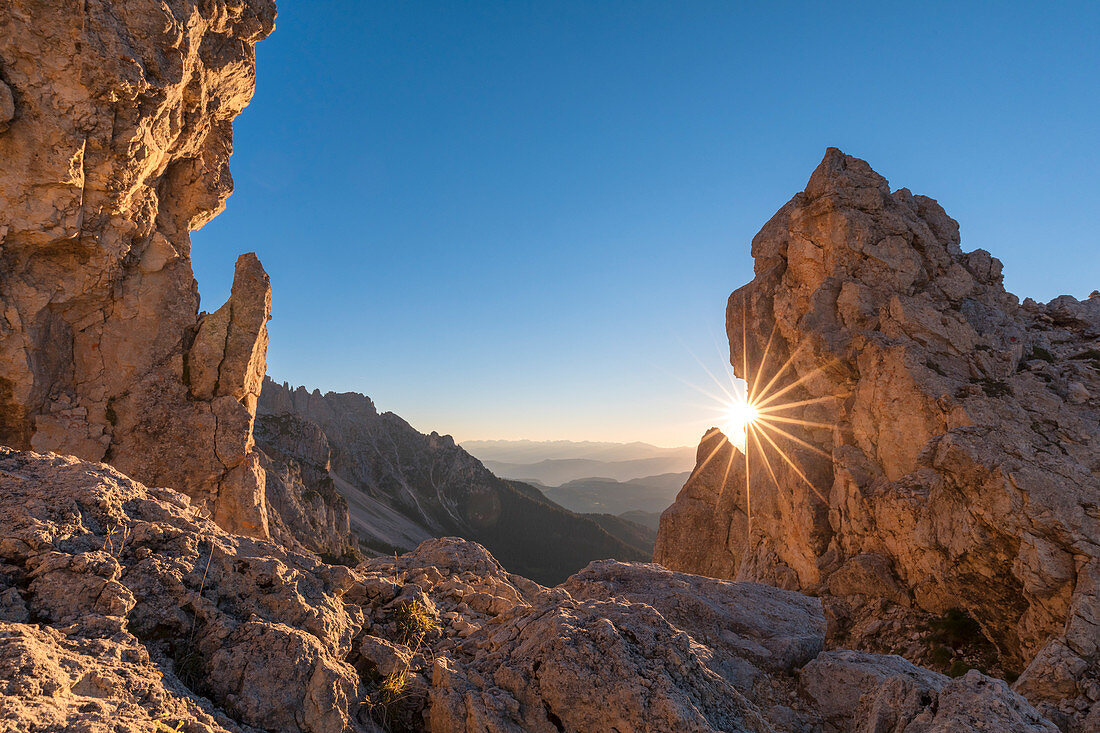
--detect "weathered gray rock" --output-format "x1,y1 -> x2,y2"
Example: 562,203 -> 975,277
0,622 -> 250,733
801,651 -> 1059,732
564,559 -> 825,674
0,449 -> 1056,732
0,448 -> 373,733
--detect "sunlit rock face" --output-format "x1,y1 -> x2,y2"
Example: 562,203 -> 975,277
0,0 -> 277,537
655,148 -> 1100,730
0,448 -> 1059,733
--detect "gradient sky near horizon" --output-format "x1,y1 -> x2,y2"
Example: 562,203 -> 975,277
192,1 -> 1099,447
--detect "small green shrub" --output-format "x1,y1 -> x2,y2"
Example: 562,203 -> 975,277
101,523 -> 130,556
377,668 -> 408,706
366,667 -> 420,731
948,660 -> 972,677
930,646 -> 952,666
173,643 -> 205,693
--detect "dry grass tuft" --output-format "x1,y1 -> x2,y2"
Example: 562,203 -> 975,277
392,600 -> 436,651
367,667 -> 417,731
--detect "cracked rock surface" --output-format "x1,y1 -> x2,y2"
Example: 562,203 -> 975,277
655,148 -> 1100,730
0,0 -> 276,537
0,448 -> 1057,732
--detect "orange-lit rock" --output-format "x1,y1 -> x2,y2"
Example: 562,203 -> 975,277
0,0 -> 276,536
655,148 -> 1100,730
0,449 -> 1059,733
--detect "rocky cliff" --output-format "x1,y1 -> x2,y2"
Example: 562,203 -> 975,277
655,149 -> 1099,730
0,0 -> 276,537
257,378 -> 654,584
0,448 -> 1059,732
254,408 -> 359,561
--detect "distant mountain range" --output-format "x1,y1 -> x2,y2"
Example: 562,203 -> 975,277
256,380 -> 655,584
464,440 -> 696,485
482,457 -> 694,485
462,439 -> 695,464
539,472 -> 690,516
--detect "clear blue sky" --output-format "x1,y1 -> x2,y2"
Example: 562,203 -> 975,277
193,1 -> 1099,447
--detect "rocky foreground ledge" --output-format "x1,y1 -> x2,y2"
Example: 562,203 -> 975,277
0,449 -> 1056,732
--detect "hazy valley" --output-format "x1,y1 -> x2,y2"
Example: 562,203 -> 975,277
256,380 -> 656,583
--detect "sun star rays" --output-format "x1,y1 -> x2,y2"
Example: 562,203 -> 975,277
690,295 -> 839,545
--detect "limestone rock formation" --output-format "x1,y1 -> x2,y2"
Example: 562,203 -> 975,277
257,378 -> 654,584
0,448 -> 366,733
655,148 -> 1100,729
0,448 -> 1058,732
0,0 -> 276,537
254,409 -> 359,561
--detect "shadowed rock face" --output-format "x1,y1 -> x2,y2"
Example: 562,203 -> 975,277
655,148 -> 1100,730
253,409 -> 359,560
0,0 -> 277,536
257,378 -> 655,584
0,449 -> 1059,732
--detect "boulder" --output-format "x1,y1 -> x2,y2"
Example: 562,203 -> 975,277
0,449 -> 1057,732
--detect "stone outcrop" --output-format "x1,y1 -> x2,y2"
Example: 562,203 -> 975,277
254,409 -> 359,560
0,449 -> 1058,732
0,448 -> 367,733
655,149 -> 1100,729
258,378 -> 654,584
0,0 -> 276,537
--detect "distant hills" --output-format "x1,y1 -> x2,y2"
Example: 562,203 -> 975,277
256,380 -> 655,584
540,472 -> 690,516
464,439 -> 696,485
462,440 -> 694,542
463,439 -> 695,464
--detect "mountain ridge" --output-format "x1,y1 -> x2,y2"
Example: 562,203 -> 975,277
256,377 -> 654,583
483,455 -> 695,485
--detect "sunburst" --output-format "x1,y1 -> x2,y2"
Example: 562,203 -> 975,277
688,294 -> 840,541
